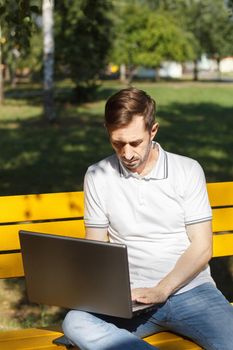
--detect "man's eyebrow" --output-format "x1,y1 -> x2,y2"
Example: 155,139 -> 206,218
130,139 -> 143,144
111,139 -> 143,145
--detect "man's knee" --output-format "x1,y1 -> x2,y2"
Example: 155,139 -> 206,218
62,310 -> 91,340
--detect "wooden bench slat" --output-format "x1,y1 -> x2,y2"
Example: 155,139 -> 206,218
0,327 -> 66,350
0,192 -> 84,223
0,220 -> 85,251
0,253 -> 24,278
0,327 -> 203,350
207,182 -> 233,207
212,207 -> 233,232
0,207 -> 232,252
1,230 -> 232,279
144,332 -> 202,349
213,233 -> 233,257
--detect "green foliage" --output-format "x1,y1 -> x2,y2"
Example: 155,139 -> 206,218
110,3 -> 148,66
135,11 -> 195,67
111,0 -> 233,76
55,0 -> 113,91
17,31 -> 43,79
141,0 -> 233,61
171,0 -> 233,60
0,0 -> 40,49
110,2 -> 194,69
0,0 -> 41,90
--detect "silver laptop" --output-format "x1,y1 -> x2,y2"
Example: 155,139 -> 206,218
19,230 -> 155,319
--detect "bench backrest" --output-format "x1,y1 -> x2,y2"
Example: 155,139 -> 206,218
0,182 -> 233,279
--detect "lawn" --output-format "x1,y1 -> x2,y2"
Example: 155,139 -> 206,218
0,80 -> 232,196
0,80 -> 232,330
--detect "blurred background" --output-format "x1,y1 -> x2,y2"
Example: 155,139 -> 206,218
0,0 -> 233,331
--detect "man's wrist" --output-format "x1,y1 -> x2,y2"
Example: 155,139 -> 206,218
155,278 -> 176,298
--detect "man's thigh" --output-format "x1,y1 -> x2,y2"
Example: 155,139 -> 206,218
164,283 -> 233,350
98,308 -> 168,339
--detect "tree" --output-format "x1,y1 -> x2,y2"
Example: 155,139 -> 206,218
0,25 -> 4,103
169,0 -> 233,80
110,2 -> 194,82
55,0 -> 113,99
110,3 -> 149,81
43,0 -> 55,122
186,0 -> 233,80
136,11 -> 195,70
0,0 -> 40,104
132,0 -> 233,81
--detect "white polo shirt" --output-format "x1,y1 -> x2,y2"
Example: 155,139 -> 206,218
84,143 -> 214,294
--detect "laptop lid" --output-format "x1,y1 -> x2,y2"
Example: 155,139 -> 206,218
19,230 -> 135,318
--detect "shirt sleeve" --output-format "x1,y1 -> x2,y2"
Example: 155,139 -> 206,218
183,161 -> 212,225
84,169 -> 109,229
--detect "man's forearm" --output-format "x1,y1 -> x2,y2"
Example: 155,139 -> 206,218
132,241 -> 212,304
132,221 -> 213,304
157,240 -> 212,297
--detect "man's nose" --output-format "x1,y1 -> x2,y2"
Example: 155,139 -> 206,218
122,144 -> 134,160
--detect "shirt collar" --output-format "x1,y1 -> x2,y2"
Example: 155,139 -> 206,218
118,142 -> 168,180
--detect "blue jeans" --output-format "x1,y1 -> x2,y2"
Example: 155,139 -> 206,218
62,283 -> 233,350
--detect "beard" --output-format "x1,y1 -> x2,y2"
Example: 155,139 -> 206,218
120,141 -> 152,172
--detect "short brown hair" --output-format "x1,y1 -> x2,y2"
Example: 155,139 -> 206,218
105,87 -> 156,131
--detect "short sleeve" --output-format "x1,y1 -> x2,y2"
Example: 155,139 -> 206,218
84,169 -> 109,229
183,161 -> 212,225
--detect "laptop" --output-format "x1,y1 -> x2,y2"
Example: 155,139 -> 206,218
19,230 -> 155,319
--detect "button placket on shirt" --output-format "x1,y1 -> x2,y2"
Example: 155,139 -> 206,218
137,177 -> 145,206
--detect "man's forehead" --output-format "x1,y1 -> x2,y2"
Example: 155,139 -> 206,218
109,116 -> 147,136
110,127 -> 148,142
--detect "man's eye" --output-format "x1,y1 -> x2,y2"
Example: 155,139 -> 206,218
130,141 -> 141,147
113,143 -> 123,148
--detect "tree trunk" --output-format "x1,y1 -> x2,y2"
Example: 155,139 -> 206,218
193,59 -> 199,81
127,65 -> 136,85
216,58 -> 222,81
43,0 -> 55,122
120,63 -> 126,83
154,67 -> 160,81
0,25 -> 4,105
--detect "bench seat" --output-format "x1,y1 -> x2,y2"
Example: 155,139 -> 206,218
0,327 -> 65,350
0,181 -> 232,349
0,327 -> 203,350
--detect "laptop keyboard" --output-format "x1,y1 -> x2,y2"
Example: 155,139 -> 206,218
132,300 -> 156,312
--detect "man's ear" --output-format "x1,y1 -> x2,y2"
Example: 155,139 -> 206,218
150,122 -> 159,140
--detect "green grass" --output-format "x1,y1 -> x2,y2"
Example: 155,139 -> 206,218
0,80 -> 232,196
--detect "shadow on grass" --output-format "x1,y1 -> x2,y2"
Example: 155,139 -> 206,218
1,95 -> 233,328
3,277 -> 67,329
156,102 -> 233,182
1,100 -> 232,196
5,84 -> 119,106
0,114 -> 112,195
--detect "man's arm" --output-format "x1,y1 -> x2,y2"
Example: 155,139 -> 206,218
132,220 -> 213,304
85,227 -> 109,242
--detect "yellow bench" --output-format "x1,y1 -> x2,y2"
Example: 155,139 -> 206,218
0,181 -> 233,350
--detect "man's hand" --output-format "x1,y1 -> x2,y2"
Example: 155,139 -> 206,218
131,285 -> 169,304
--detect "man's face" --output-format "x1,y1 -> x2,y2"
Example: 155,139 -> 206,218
109,116 -> 158,173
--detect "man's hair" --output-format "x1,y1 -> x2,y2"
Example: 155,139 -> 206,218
104,87 -> 156,131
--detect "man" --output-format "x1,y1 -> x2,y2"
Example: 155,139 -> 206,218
62,88 -> 233,350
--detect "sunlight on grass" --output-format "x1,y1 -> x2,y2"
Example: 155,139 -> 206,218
0,80 -> 232,196
0,104 -> 42,121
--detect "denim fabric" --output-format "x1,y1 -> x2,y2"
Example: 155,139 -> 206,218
62,283 -> 233,350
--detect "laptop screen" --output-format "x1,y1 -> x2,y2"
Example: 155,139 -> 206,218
19,230 -> 134,318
